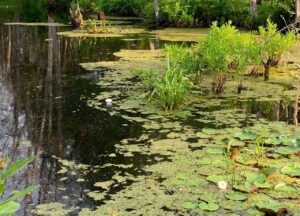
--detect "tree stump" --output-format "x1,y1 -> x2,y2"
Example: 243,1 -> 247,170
70,4 -> 84,29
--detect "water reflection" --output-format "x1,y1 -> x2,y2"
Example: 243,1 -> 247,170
0,14 -> 152,214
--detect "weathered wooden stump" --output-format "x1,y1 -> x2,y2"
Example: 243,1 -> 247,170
70,4 -> 84,29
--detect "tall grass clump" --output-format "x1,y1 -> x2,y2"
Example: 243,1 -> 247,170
135,49 -> 189,111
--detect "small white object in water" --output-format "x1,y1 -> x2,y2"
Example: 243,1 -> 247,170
105,98 -> 113,104
218,181 -> 228,190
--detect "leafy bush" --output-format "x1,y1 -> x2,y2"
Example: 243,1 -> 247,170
197,22 -> 257,93
256,0 -> 295,29
258,19 -> 296,80
0,156 -> 38,215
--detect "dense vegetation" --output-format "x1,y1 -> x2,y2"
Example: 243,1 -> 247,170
136,20 -> 296,110
1,0 -> 296,29
73,0 -> 295,28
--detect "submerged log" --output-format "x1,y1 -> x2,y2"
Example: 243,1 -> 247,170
70,4 -> 84,29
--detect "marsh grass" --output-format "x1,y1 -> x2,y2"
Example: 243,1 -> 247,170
135,66 -> 188,111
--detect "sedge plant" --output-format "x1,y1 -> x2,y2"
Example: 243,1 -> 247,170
0,156 -> 38,215
135,48 -> 189,111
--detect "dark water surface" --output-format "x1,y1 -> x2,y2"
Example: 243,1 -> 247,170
0,9 -> 299,216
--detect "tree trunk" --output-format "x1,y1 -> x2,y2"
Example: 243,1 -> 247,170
296,0 -> 300,25
264,63 -> 270,81
154,0 -> 159,27
250,0 -> 257,24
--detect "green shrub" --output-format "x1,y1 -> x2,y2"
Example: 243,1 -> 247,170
256,0 -> 295,29
258,19 -> 296,80
0,156 -> 38,215
198,21 -> 257,93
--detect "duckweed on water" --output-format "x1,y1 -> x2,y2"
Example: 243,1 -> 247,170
31,34 -> 300,215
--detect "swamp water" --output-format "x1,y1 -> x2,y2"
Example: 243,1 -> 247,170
1,10 -> 300,216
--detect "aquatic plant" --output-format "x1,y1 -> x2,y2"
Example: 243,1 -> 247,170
136,65 -> 189,111
255,128 -> 268,157
164,44 -> 201,77
83,19 -> 111,33
198,21 -> 257,94
0,156 -> 38,215
257,19 -> 296,80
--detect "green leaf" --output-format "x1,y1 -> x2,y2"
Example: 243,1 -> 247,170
0,201 -> 20,215
265,138 -> 281,145
205,147 -> 224,155
181,201 -> 197,209
207,175 -> 228,184
275,147 -> 300,155
197,132 -> 211,139
225,191 -> 248,201
176,173 -> 188,180
0,185 -> 38,208
199,202 -> 219,211
244,172 -> 266,184
0,157 -> 35,181
281,165 -> 300,177
274,183 -> 298,193
254,182 -> 274,189
0,181 -> 5,195
202,128 -> 220,135
234,130 -> 257,141
255,200 -> 286,213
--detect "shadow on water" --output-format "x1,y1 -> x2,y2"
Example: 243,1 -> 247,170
0,12 -> 166,214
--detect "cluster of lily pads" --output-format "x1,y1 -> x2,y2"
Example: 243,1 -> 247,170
181,121 -> 300,214
40,28 -> 300,215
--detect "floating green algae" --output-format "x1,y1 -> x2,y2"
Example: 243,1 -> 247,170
151,27 -> 209,42
32,203 -> 74,216
57,27 -> 145,38
53,35 -> 300,215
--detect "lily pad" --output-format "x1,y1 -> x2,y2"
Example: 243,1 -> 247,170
202,128 -> 220,135
205,147 -> 224,154
198,202 -> 219,212
207,175 -> 228,184
275,147 -> 300,155
254,182 -> 274,189
181,202 -> 197,209
225,191 -> 248,201
176,173 -> 189,180
234,130 -> 257,141
281,165 -> 300,177
265,138 -> 281,145
274,183 -> 298,193
255,200 -> 287,213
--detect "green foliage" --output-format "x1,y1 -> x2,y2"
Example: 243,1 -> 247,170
256,0 -> 295,29
258,19 -> 296,63
135,63 -> 189,111
158,0 -> 249,27
255,128 -> 268,157
164,44 -> 200,76
83,19 -> 111,33
73,0 -> 145,16
0,156 -> 38,216
199,22 -> 256,75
